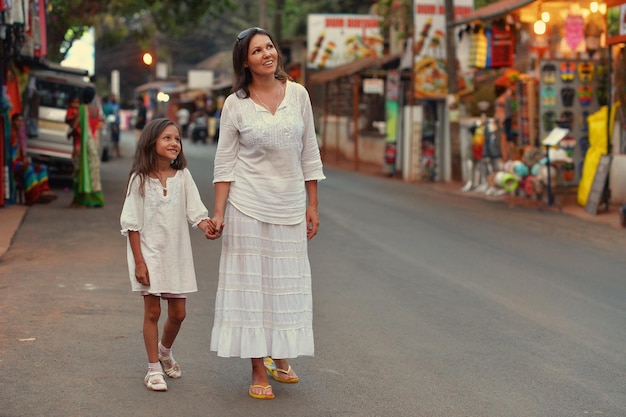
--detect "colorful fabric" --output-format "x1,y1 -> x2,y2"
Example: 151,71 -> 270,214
560,87 -> 575,107
469,28 -> 488,68
577,86 -> 594,107
560,61 -> 576,83
11,126 -> 51,205
541,63 -> 557,84
564,13 -> 585,52
578,62 -> 594,83
541,86 -> 557,109
72,105 -> 104,207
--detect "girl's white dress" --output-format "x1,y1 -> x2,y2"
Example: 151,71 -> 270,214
120,168 -> 209,294
211,82 -> 325,358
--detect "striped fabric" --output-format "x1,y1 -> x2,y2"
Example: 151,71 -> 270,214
210,203 -> 314,359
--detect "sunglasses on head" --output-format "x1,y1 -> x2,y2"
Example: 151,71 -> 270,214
236,27 -> 265,41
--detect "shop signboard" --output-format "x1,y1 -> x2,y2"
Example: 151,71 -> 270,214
412,0 -> 473,99
306,14 -> 383,69
606,0 -> 626,45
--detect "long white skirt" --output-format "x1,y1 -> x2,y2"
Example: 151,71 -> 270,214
210,203 -> 314,358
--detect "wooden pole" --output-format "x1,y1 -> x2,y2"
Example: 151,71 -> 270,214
353,73 -> 360,171
336,79 -> 340,164
444,0 -> 462,181
322,83 -> 329,161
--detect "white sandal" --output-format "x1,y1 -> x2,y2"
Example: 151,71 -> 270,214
144,371 -> 167,391
158,353 -> 182,379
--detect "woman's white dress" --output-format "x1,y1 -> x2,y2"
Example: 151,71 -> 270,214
211,82 -> 325,358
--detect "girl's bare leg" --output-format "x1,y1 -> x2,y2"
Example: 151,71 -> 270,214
160,298 -> 186,348
143,295 -> 161,363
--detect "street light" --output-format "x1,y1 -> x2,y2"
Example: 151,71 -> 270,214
142,52 -> 153,66
142,52 -> 154,83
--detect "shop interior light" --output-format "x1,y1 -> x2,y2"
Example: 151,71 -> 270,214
157,92 -> 170,102
599,3 -> 607,14
590,1 -> 599,13
534,19 -> 547,35
541,11 -> 550,22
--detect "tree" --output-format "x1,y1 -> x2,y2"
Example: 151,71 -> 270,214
47,0 -> 233,63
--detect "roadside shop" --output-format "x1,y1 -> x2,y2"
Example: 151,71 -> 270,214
452,0 -> 623,210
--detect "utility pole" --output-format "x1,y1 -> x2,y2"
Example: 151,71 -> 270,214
260,0 -> 268,29
444,0 -> 462,181
274,0 -> 284,43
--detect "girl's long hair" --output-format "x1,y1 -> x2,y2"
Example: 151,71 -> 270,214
231,27 -> 290,98
125,118 -> 187,197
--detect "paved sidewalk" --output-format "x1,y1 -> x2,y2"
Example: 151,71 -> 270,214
0,204 -> 28,258
427,181 -> 622,229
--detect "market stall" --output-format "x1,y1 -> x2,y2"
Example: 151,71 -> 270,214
453,0 -> 612,203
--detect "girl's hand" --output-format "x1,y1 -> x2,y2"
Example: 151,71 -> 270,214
135,261 -> 149,286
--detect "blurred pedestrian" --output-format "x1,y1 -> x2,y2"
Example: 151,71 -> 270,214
134,97 -> 147,143
207,27 -> 325,400
64,87 -> 105,208
175,105 -> 190,138
120,118 -> 216,392
102,95 -> 121,157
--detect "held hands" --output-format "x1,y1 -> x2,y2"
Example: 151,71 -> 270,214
306,206 -> 320,240
202,217 -> 224,240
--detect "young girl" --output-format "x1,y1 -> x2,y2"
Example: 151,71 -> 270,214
120,118 -> 216,391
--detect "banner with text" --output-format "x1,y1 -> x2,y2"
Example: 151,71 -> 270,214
307,14 -> 383,69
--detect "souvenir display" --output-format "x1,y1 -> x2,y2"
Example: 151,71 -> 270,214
539,59 -> 604,184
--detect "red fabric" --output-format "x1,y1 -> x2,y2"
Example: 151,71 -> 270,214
6,69 -> 23,117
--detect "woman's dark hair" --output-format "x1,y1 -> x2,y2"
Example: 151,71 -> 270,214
82,86 -> 96,104
231,27 -> 290,98
126,118 -> 187,197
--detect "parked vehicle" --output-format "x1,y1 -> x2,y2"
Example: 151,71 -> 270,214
23,66 -> 111,174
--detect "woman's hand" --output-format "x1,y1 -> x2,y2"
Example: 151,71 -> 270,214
306,206 -> 319,240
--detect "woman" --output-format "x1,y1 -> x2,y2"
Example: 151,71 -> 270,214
65,87 -> 105,208
208,27 -> 325,400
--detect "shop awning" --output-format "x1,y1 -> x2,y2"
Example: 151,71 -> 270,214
451,0 -> 536,27
309,53 -> 402,85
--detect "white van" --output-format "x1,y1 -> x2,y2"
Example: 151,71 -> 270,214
24,66 -> 111,173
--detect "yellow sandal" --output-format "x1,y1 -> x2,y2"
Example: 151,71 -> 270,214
249,384 -> 275,400
264,357 -> 299,383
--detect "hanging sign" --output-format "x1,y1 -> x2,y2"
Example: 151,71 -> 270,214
490,25 -> 514,68
412,0 -> 474,99
307,14 -> 383,69
606,0 -> 626,45
363,78 -> 384,95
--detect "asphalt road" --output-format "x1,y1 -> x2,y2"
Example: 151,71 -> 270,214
2,131 -> 626,417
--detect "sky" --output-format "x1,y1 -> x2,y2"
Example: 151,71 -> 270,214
60,28 -> 95,75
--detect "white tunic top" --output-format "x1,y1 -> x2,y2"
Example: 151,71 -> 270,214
120,168 -> 209,294
213,81 -> 325,225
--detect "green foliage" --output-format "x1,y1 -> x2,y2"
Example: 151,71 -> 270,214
474,0 -> 499,9
375,0 -> 413,41
47,0 -> 233,62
